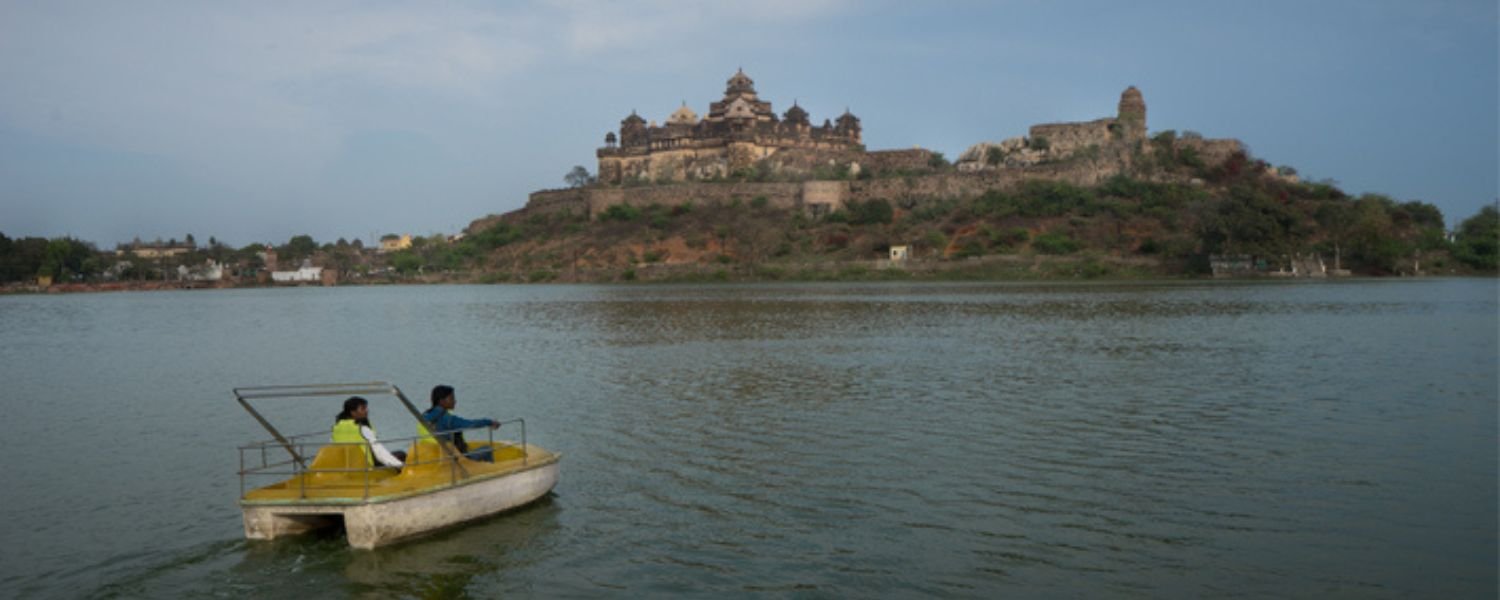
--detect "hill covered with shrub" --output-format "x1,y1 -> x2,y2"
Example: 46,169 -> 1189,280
444,141 -> 1495,282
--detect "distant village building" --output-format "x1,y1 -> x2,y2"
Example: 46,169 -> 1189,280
258,246 -> 278,272
379,235 -> 413,253
271,259 -> 324,283
176,259 -> 224,282
119,239 -> 195,259
1209,254 -> 1256,278
105,261 -> 133,281
889,245 -> 909,262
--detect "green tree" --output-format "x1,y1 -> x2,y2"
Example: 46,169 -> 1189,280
565,165 -> 595,188
1346,195 -> 1407,272
281,235 -> 318,263
985,146 -> 1004,166
329,244 -> 358,277
1196,184 -> 1300,259
1315,201 -> 1355,270
600,204 -> 641,222
1032,232 -> 1079,255
1399,201 -> 1444,230
848,199 -> 894,225
6,236 -> 48,282
390,252 -> 422,275
38,237 -> 99,281
466,222 -> 525,250
1453,204 -> 1499,271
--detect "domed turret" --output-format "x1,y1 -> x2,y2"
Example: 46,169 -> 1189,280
726,68 -> 755,95
783,101 -> 809,126
619,110 -> 647,146
667,102 -> 699,125
834,109 -> 861,142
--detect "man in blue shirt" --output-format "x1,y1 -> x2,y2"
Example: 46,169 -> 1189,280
422,384 -> 501,462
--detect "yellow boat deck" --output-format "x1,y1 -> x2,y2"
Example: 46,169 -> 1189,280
242,440 -> 558,505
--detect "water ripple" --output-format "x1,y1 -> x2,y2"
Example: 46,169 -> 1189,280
0,280 -> 1493,597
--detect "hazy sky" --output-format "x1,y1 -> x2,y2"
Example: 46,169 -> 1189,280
1,0 -> 1495,247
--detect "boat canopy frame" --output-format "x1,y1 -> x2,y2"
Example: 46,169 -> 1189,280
234,381 -> 470,477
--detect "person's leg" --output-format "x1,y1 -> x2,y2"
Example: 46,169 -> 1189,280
466,446 -> 494,462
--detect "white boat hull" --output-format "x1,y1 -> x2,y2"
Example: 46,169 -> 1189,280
242,459 -> 559,549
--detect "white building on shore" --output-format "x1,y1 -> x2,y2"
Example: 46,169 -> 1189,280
271,259 -> 324,283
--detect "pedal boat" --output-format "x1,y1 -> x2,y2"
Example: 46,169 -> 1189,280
235,382 -> 560,549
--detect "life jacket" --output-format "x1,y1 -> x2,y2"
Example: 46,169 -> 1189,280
417,409 -> 439,442
332,419 -> 373,466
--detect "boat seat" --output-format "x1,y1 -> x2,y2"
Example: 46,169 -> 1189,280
399,440 -> 457,477
309,444 -> 369,472
305,444 -> 397,485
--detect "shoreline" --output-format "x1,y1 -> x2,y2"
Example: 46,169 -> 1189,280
4,256 -> 1486,295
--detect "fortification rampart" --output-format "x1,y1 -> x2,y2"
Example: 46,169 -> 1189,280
587,182 -> 806,214
523,187 -> 589,217
859,149 -> 936,173
1029,119 -> 1116,156
1178,138 -> 1243,168
492,153 -> 1138,230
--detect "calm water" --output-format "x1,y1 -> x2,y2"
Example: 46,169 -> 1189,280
0,280 -> 1494,598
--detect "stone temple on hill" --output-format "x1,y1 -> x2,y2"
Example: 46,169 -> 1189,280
596,69 -> 866,185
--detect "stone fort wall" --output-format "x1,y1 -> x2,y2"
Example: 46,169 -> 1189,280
1029,119 -> 1117,156
489,156 -> 1137,231
1177,138 -> 1243,168
860,149 -> 936,173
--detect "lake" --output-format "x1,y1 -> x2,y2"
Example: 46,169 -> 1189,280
0,279 -> 1494,598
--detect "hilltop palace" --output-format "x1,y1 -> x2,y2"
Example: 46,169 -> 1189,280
496,70 -> 1244,223
596,69 -> 866,184
591,69 -> 1194,186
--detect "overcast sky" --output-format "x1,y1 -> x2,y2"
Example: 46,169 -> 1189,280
1,0 -> 1495,248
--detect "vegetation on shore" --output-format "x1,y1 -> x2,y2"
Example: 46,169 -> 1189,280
3,144 -> 1497,288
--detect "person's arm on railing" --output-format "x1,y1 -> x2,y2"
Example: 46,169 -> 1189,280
445,413 -> 500,431
360,425 -> 404,468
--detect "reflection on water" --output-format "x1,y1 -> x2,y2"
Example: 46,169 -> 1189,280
0,280 -> 1494,597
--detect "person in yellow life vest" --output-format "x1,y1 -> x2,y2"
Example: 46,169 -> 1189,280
333,396 -> 406,469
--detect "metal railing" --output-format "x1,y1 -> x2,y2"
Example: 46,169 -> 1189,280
233,380 -> 530,503
237,419 -> 529,502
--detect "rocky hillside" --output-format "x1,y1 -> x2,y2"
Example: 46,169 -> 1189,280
435,132 -> 1494,283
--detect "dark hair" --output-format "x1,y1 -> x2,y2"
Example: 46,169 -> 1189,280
431,385 -> 455,407
335,396 -> 370,426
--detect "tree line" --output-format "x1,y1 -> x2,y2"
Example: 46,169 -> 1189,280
0,232 -> 389,284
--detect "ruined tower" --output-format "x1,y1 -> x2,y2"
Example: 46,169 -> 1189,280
1117,86 -> 1146,141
